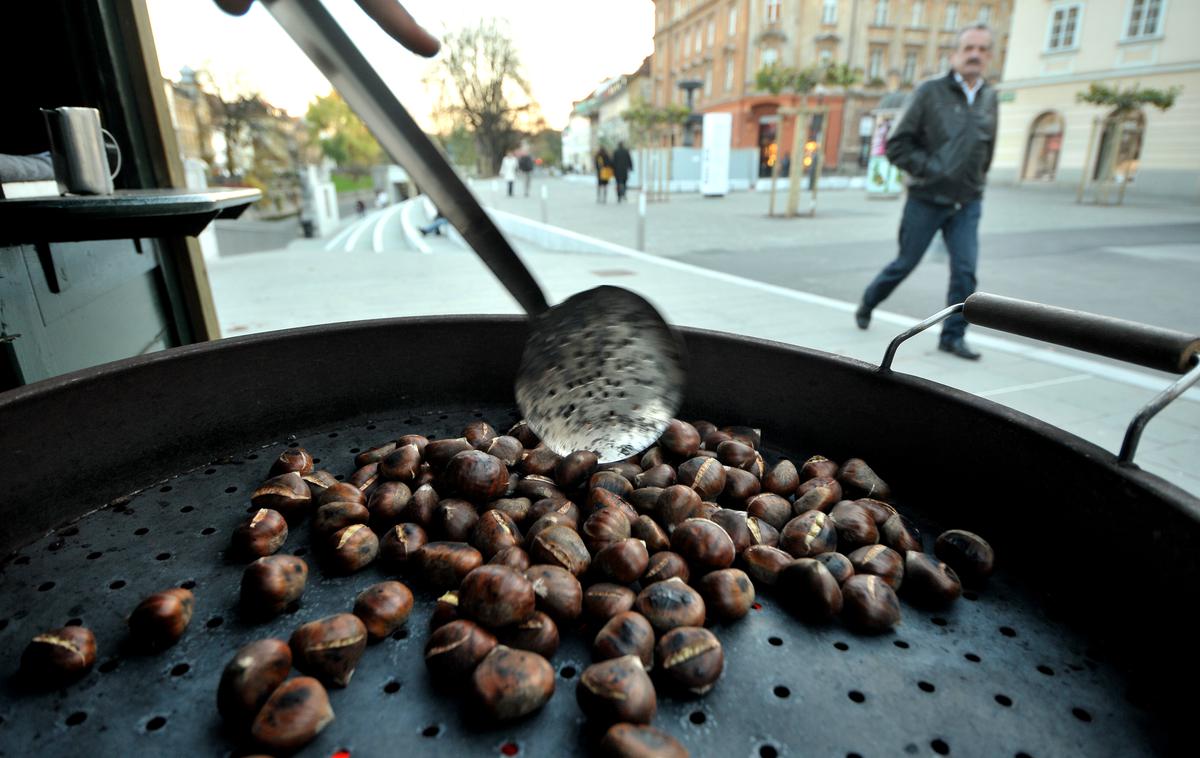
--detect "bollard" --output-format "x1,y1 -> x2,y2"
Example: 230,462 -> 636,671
636,191 -> 647,251
540,184 -> 548,223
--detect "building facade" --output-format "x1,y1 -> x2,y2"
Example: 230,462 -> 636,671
650,0 -> 1010,174
991,0 -> 1199,200
562,58 -> 653,171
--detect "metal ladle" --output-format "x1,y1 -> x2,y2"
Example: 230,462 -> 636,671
264,0 -> 685,461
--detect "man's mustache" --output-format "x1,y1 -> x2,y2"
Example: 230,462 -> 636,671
967,58 -> 982,64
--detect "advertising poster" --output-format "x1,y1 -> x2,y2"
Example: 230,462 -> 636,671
866,111 -> 904,197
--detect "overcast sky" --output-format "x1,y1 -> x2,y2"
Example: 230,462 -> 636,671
147,0 -> 655,130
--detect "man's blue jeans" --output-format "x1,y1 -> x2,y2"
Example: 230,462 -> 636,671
862,195 -> 982,343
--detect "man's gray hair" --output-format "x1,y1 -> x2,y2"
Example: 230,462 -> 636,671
956,22 -> 993,46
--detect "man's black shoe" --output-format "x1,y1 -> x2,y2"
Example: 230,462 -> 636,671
938,339 -> 981,360
855,304 -> 872,330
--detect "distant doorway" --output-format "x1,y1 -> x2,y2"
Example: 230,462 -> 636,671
1094,109 -> 1145,182
758,116 -> 779,177
1021,111 -> 1063,181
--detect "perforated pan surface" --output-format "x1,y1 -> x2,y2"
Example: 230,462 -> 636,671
0,406 -> 1162,757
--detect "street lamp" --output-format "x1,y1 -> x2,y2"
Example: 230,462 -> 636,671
677,79 -> 703,147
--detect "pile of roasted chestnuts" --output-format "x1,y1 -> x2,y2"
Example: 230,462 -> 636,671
19,417 -> 994,756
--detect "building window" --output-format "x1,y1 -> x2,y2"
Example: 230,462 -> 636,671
911,0 -> 924,26
822,0 -> 838,24
903,50 -> 918,83
725,57 -> 735,90
1046,3 -> 1082,51
869,47 -> 885,80
979,4 -> 992,25
819,48 -> 833,67
761,47 -> 779,67
704,68 -> 713,96
1125,0 -> 1163,39
944,2 -> 958,30
708,19 -> 715,46
874,0 -> 889,26
728,4 -> 737,35
766,0 -> 782,24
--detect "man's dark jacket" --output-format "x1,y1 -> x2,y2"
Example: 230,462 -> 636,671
611,147 -> 634,182
885,71 -> 998,206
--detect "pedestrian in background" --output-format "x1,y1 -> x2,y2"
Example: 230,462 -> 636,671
500,151 -> 519,197
855,23 -> 998,361
611,141 -> 634,202
517,149 -> 535,197
595,146 -> 613,204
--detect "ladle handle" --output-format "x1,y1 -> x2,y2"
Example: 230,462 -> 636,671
263,0 -> 549,316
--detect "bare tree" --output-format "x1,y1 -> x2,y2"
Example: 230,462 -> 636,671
429,20 -> 535,175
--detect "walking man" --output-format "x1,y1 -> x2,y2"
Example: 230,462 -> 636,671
611,141 -> 634,202
856,23 -> 998,360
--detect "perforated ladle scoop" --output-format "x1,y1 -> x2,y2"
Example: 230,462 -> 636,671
265,0 -> 686,461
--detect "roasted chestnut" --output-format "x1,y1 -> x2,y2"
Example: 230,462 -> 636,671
128,587 -> 194,649
508,420 -> 541,448
528,497 -> 578,528
593,611 -> 655,670
848,544 -> 904,589
671,518 -> 735,571
813,551 -> 855,585
582,507 -> 632,554
777,559 -> 843,622
656,485 -> 703,529
629,487 -> 664,515
471,646 -> 555,721
780,510 -> 838,558
397,433 -> 430,457
425,619 -> 497,680
800,455 -> 839,480
577,655 -> 657,725
934,529 -> 994,583
472,509 -> 523,559
419,541 -> 484,590
746,515 -> 780,549
429,591 -> 460,630
642,551 -> 690,585
488,496 -> 534,526
499,610 -> 559,658
721,425 -> 760,448
880,513 -> 923,553
660,419 -> 701,459
841,574 -> 902,633
601,723 -> 688,758
698,568 -> 755,620
490,545 -> 531,571
594,538 -> 650,583
524,564 -> 584,622
316,481 -> 367,508
587,488 -> 639,524
720,466 -> 761,507
463,420 -> 497,449
347,462 -> 380,491
326,523 -> 379,574
433,498 -> 480,542
353,581 -> 414,640
584,583 -> 637,623
252,472 -> 313,520
829,501 -> 880,552
530,525 -> 591,576
290,613 -> 367,687
634,463 -> 676,489
589,470 -> 636,501
445,450 -> 509,503
741,544 -> 793,586
250,676 -> 333,753
241,555 -> 307,616
656,626 -> 723,694
519,447 -> 562,477
366,481 -> 412,531
355,441 -> 397,469
556,450 -> 599,490
20,626 -> 96,684
631,515 -> 670,553
380,522 -> 428,567
301,469 -> 339,498
634,577 -> 705,633
676,457 -> 726,500
515,474 -> 563,502
746,494 -> 792,530
793,476 -> 843,514
233,508 -> 289,558
402,483 -> 439,528
458,565 -> 536,629
269,447 -> 314,477
903,551 -> 963,608
311,501 -> 369,540
854,497 -> 896,525
217,638 -> 292,726
763,460 -> 800,497
424,437 -> 473,471
838,458 -> 891,500
484,435 -> 524,467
